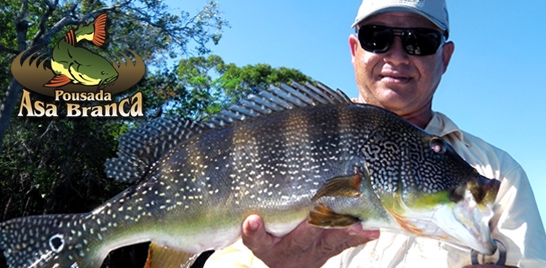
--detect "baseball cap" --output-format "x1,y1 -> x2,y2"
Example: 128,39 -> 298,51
352,0 -> 449,35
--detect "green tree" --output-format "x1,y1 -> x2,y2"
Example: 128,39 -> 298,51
0,1 -> 228,267
0,2 -> 310,265
148,54 -> 313,119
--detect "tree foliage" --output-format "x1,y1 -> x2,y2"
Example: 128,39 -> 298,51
0,0 -> 310,267
0,1 -> 313,267
0,1 -> 228,267
0,0 -> 229,155
140,54 -> 312,120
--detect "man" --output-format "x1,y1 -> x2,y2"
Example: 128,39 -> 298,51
205,0 -> 546,267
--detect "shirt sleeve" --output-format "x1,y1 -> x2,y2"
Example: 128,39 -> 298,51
487,164 -> 546,267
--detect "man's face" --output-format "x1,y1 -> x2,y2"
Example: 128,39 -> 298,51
349,11 -> 454,118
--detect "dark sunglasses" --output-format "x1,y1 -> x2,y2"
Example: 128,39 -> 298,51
357,25 -> 446,56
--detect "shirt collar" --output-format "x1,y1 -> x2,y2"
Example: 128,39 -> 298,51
425,111 -> 467,145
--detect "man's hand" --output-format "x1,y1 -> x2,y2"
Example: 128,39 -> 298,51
241,215 -> 380,268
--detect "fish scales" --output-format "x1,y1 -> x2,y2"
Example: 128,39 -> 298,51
0,82 -> 500,267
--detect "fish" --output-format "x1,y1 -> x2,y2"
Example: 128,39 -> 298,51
0,81 -> 500,268
44,13 -> 118,89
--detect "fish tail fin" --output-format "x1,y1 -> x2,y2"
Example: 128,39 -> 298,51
91,13 -> 108,46
44,74 -> 72,87
0,214 -> 102,268
74,13 -> 107,46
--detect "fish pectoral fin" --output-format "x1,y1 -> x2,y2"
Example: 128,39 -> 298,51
92,14 -> 107,46
308,203 -> 360,227
311,174 -> 362,202
44,74 -> 72,88
145,242 -> 200,268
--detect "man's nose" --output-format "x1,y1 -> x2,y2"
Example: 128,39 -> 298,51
383,36 -> 410,65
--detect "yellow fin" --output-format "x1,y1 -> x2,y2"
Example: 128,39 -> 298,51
144,242 -> 199,268
308,203 -> 360,227
311,173 -> 362,202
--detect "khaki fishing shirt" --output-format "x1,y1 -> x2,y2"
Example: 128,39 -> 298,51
204,112 -> 546,268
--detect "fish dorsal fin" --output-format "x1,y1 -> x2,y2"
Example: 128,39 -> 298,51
205,81 -> 352,128
65,29 -> 76,46
105,81 -> 351,183
104,118 -> 207,183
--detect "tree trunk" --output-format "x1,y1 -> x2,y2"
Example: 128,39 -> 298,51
0,78 -> 23,155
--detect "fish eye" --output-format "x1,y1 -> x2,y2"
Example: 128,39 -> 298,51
429,137 -> 446,154
101,71 -> 106,75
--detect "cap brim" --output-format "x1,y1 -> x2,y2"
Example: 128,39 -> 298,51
351,7 -> 447,32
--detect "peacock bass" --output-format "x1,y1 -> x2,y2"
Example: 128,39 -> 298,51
0,82 -> 500,267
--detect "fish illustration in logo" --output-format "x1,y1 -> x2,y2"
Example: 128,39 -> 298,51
44,14 -> 118,89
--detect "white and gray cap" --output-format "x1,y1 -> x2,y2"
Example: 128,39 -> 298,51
352,0 -> 449,35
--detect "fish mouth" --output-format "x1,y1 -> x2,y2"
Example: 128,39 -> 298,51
98,75 -> 118,89
474,175 -> 500,205
451,188 -> 497,255
439,174 -> 500,254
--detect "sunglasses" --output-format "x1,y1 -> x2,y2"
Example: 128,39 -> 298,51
357,25 -> 446,56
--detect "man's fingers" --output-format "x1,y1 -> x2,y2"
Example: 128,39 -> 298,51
277,220 -> 325,252
240,216 -> 380,268
317,224 -> 380,255
342,225 -> 380,248
241,215 -> 280,254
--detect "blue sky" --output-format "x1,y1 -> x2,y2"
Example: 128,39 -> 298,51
166,1 -> 546,229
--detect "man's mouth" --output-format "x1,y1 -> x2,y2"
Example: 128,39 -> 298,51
380,72 -> 412,84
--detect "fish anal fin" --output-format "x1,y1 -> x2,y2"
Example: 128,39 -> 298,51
308,203 -> 360,227
92,13 -> 107,46
311,173 -> 362,202
44,74 -> 72,87
145,242 -> 199,268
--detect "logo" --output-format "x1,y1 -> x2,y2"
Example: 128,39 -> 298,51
11,14 -> 146,117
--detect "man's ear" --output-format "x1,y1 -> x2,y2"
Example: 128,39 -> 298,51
349,34 -> 360,62
441,41 -> 455,73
